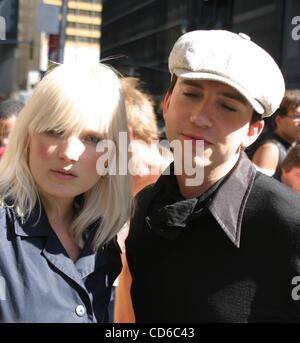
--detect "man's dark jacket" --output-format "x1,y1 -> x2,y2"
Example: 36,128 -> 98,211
126,153 -> 300,322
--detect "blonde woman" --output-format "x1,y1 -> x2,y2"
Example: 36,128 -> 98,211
0,64 -> 132,322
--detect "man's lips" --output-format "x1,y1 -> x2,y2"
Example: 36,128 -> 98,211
181,133 -> 212,145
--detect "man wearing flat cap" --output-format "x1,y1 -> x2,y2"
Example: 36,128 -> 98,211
124,30 -> 300,322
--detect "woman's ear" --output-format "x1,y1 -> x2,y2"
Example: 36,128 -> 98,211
242,119 -> 264,149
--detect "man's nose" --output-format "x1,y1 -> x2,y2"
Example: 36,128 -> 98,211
189,99 -> 213,128
57,135 -> 85,162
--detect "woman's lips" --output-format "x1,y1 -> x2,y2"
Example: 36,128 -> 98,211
51,169 -> 77,180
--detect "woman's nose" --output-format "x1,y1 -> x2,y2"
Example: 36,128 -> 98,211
57,135 -> 85,162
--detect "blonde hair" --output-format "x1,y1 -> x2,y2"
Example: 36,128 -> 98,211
0,63 -> 132,251
120,77 -> 159,143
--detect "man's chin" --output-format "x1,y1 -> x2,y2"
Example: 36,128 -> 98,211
180,156 -> 210,173
192,155 -> 211,167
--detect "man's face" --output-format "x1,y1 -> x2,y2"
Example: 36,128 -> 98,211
163,78 -> 263,175
276,106 -> 300,143
0,116 -> 17,147
281,166 -> 300,193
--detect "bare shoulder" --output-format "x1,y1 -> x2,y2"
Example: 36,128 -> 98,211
252,142 -> 279,171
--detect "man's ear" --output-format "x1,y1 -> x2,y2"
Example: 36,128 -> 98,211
162,92 -> 171,120
274,115 -> 281,127
242,119 -> 265,148
281,167 -> 287,177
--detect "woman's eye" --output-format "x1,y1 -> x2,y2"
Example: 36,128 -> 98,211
222,103 -> 236,112
84,135 -> 101,144
45,129 -> 65,136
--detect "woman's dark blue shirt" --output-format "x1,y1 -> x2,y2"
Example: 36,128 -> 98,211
0,205 -> 121,323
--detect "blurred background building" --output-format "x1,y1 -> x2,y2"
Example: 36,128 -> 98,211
0,0 -> 19,98
0,0 -> 300,104
0,0 -> 102,98
101,0 -> 300,100
101,0 -> 233,97
44,0 -> 101,64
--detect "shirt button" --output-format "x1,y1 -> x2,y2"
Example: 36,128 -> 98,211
75,305 -> 86,317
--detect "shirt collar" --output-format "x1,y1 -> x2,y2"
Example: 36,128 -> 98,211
13,199 -> 99,241
13,203 -> 52,237
207,152 -> 256,247
146,152 -> 256,247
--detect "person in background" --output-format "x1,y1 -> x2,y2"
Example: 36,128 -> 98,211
125,30 -> 300,322
121,77 -> 172,194
280,143 -> 300,193
0,63 -> 132,323
252,90 -> 300,176
113,77 -> 172,323
0,99 -> 24,158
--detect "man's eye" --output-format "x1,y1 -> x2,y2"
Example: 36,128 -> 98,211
222,104 -> 236,112
84,135 -> 101,144
183,92 -> 198,98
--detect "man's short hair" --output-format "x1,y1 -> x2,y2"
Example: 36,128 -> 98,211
273,89 -> 300,117
0,99 -> 24,120
281,144 -> 300,172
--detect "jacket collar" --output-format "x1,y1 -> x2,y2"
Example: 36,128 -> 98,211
146,152 -> 256,247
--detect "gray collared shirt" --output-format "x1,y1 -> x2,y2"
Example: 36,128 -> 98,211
0,205 -> 121,323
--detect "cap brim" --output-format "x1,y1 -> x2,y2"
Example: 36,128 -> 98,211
174,69 -> 265,116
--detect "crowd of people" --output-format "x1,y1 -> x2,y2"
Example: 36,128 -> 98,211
0,29 -> 300,323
